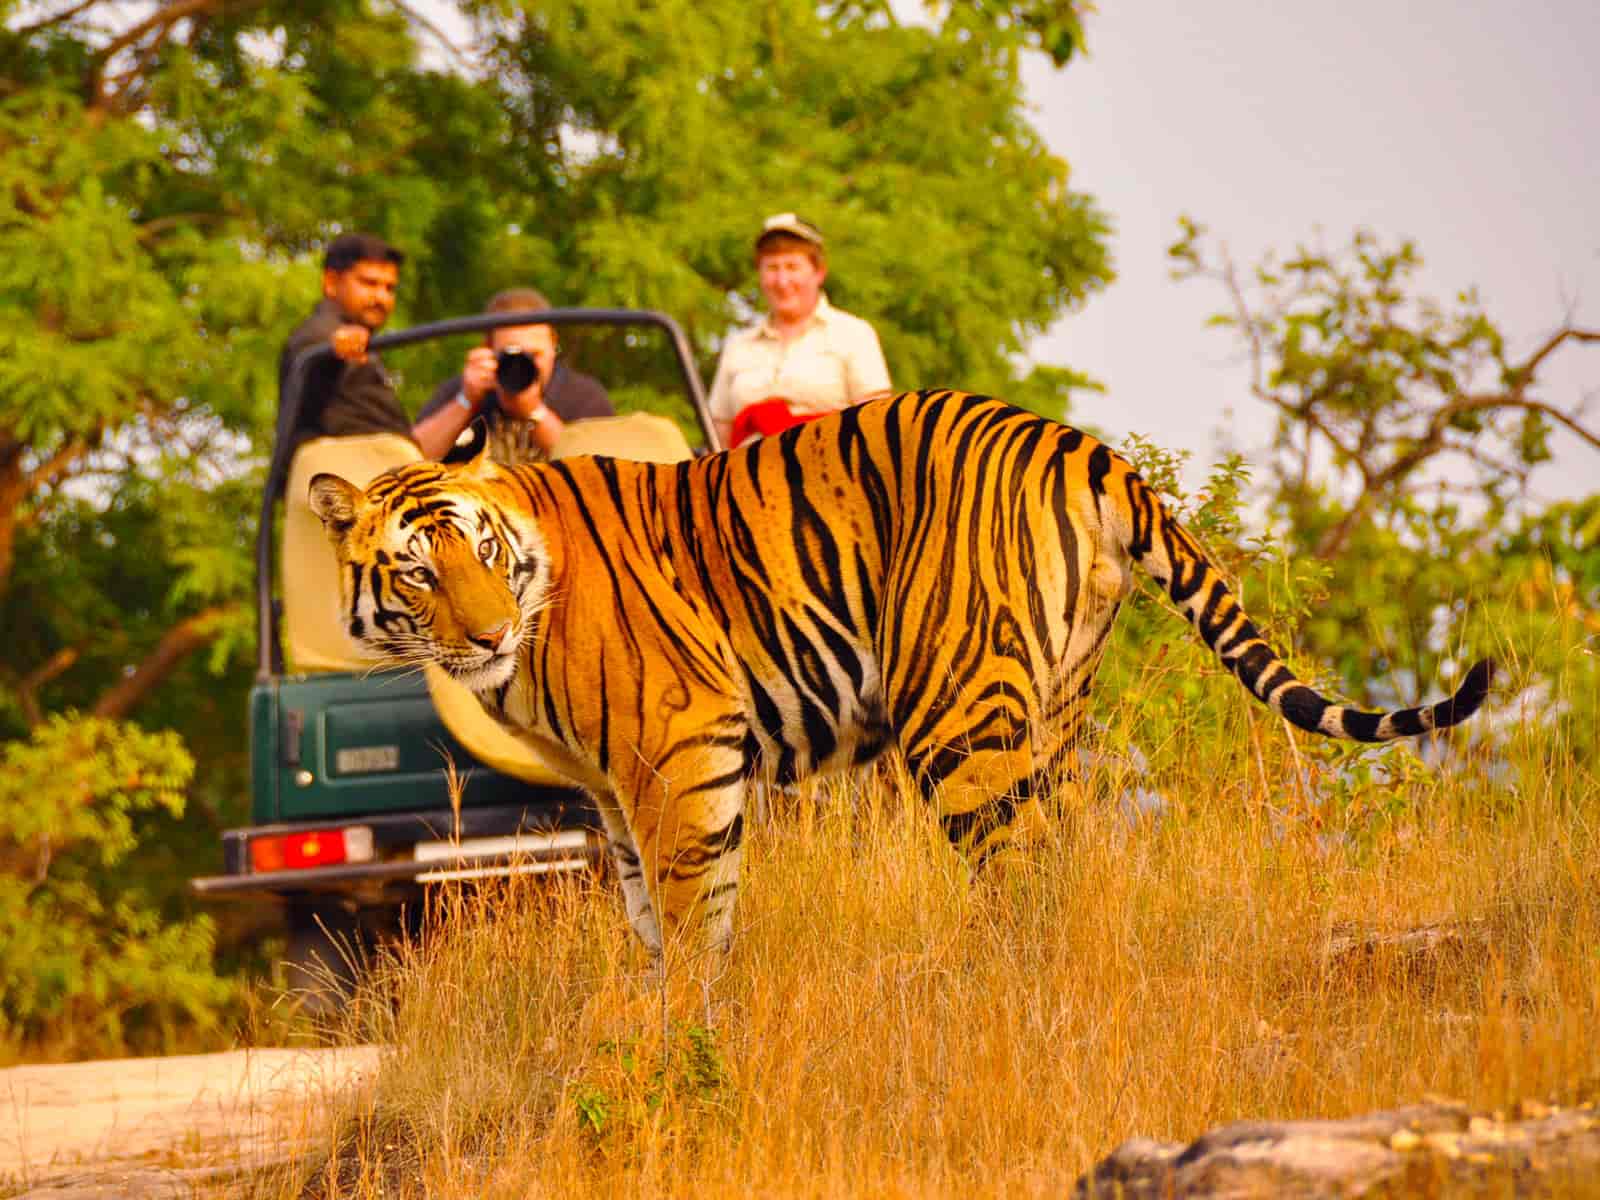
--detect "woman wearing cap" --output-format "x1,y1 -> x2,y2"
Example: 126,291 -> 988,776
707,213 -> 892,449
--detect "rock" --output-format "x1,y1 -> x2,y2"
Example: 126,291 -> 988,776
0,1046 -> 379,1198
1074,1100 -> 1600,1198
1322,921 -> 1490,990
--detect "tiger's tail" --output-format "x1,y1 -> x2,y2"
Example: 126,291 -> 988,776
1108,457 -> 1493,742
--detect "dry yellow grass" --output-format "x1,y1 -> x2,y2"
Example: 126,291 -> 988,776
260,653 -> 1599,1199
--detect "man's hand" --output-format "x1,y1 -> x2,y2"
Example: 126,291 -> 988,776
462,346 -> 498,405
330,323 -> 371,363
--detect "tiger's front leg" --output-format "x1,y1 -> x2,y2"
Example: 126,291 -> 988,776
613,728 -> 751,955
590,793 -> 663,954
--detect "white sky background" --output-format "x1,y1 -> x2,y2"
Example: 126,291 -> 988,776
1025,1 -> 1600,503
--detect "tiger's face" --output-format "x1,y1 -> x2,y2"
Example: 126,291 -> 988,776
307,462 -> 551,693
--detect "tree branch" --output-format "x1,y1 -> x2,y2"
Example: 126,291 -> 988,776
91,604 -> 240,721
1315,487 -> 1379,560
0,449 -> 30,603
102,22 -> 178,114
1517,325 -> 1600,383
1363,339 -> 1600,498
391,0 -> 475,71
13,647 -> 81,728
1217,244 -> 1373,476
1220,249 -> 1268,402
1279,394 -> 1362,476
89,0 -> 213,67
1466,394 -> 1600,452
84,0 -> 261,111
30,437 -> 89,491
137,211 -> 229,242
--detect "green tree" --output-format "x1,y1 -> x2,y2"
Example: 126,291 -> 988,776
1169,220 -> 1599,560
1168,220 -> 1599,711
0,716 -> 234,1054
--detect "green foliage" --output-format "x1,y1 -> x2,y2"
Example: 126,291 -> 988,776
0,715 -> 236,1052
1476,499 -> 1600,744
1093,443 -> 1336,779
1085,432 -> 1582,845
0,714 -> 188,860
1302,736 -> 1440,838
573,1022 -> 731,1139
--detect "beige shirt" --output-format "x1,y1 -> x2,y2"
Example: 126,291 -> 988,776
707,294 -> 891,437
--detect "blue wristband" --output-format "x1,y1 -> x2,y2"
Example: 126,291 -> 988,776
454,390 -> 473,412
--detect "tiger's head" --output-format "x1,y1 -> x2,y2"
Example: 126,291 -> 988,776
307,458 -> 551,693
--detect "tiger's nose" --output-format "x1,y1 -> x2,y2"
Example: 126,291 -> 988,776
468,621 -> 512,652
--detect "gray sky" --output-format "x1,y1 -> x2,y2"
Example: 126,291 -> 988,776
1026,0 -> 1600,503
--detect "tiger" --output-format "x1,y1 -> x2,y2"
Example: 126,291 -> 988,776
308,389 -> 1493,955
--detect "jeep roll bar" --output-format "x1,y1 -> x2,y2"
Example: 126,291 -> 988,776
259,308 -> 715,680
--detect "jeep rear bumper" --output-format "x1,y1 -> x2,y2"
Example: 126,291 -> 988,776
190,802 -> 603,901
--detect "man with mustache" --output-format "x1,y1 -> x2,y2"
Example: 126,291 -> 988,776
278,232 -> 476,458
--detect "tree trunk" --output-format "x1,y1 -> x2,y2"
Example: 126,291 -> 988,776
0,449 -> 23,603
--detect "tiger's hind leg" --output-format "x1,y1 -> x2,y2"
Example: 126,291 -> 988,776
902,717 -> 1082,868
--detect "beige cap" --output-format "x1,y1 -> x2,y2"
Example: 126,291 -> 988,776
756,212 -> 825,251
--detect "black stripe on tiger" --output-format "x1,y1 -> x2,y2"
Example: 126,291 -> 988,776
662,811 -> 744,882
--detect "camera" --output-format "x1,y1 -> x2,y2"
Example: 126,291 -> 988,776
495,347 -> 540,394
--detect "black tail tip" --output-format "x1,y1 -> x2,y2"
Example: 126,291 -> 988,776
1438,657 -> 1496,728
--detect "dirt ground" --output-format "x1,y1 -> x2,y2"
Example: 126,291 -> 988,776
0,1046 -> 380,1198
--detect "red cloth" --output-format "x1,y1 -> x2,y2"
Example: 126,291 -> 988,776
730,397 -> 828,447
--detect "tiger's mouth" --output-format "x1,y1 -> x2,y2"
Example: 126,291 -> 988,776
443,642 -> 520,693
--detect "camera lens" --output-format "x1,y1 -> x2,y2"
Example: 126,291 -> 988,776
495,348 -> 539,394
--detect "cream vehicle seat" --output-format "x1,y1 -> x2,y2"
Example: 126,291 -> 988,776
281,433 -> 420,675
548,411 -> 694,464
279,416 -> 695,788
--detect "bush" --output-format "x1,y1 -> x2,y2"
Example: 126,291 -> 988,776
0,714 -> 237,1058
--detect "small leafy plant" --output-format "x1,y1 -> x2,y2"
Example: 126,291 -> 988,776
572,1022 -> 731,1140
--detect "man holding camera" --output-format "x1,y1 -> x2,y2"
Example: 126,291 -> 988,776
280,232 -> 485,460
421,287 -> 613,465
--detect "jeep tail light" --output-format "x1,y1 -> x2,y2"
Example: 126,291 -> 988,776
250,826 -> 374,873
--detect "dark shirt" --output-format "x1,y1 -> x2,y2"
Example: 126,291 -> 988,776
420,363 -> 614,464
278,298 -> 413,453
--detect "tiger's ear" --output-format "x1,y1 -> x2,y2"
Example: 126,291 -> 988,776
308,473 -> 362,535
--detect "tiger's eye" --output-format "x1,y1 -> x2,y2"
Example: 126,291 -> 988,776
478,537 -> 498,564
407,566 -> 434,588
